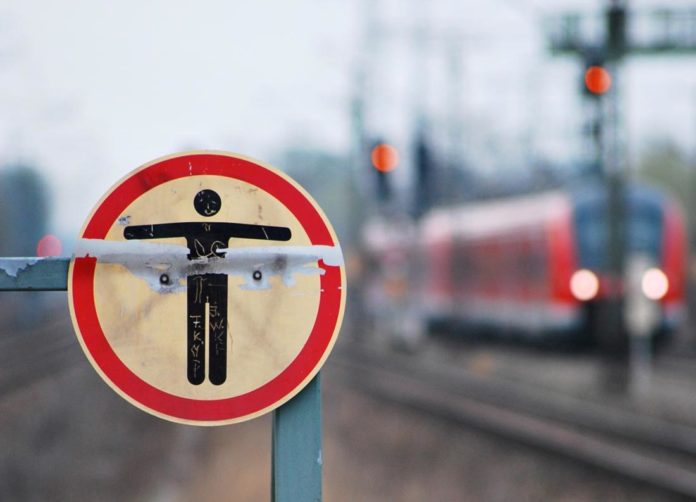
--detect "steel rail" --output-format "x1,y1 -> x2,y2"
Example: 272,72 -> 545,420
334,345 -> 696,499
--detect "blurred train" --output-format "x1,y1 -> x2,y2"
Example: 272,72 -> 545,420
362,182 -> 686,347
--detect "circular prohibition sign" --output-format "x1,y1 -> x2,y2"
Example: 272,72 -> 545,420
68,151 -> 346,425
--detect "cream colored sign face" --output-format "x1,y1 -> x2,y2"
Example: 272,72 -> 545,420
68,152 -> 345,425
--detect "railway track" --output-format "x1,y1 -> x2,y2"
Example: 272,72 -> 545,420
6,306 -> 696,497
656,353 -> 696,381
0,308 -> 82,396
333,343 -> 696,499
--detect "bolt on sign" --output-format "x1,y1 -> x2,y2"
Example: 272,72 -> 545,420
68,152 -> 346,425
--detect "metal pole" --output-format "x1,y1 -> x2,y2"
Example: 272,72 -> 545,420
272,375 -> 322,502
604,1 -> 628,359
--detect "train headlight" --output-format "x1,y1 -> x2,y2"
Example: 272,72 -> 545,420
641,268 -> 669,300
570,269 -> 599,301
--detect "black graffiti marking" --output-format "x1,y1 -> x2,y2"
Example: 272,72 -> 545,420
190,315 -> 203,328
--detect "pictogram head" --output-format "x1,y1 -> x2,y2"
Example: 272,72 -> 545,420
194,189 -> 221,216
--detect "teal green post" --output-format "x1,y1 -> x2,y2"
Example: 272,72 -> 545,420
272,375 -> 322,502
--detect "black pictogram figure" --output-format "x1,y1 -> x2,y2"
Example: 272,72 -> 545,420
124,189 -> 291,386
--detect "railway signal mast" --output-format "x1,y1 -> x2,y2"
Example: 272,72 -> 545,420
547,1 -> 696,384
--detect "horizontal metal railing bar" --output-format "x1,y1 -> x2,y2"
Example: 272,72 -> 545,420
0,257 -> 69,291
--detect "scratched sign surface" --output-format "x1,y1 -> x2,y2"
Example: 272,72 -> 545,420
68,152 -> 345,425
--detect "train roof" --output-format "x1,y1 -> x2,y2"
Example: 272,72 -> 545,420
421,190 -> 570,242
421,182 -> 676,243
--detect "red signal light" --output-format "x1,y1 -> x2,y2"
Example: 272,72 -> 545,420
371,144 -> 399,173
584,66 -> 612,95
36,234 -> 62,257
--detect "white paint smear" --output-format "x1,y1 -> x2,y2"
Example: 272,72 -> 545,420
75,238 -> 343,294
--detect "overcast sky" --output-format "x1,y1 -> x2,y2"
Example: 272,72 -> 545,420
1,0 -> 694,238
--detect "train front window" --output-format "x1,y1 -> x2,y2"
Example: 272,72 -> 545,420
574,199 -> 663,270
627,207 -> 662,257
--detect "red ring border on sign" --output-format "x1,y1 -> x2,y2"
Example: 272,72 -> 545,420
70,152 -> 343,423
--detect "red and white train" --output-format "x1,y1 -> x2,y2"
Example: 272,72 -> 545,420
363,183 -> 686,346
